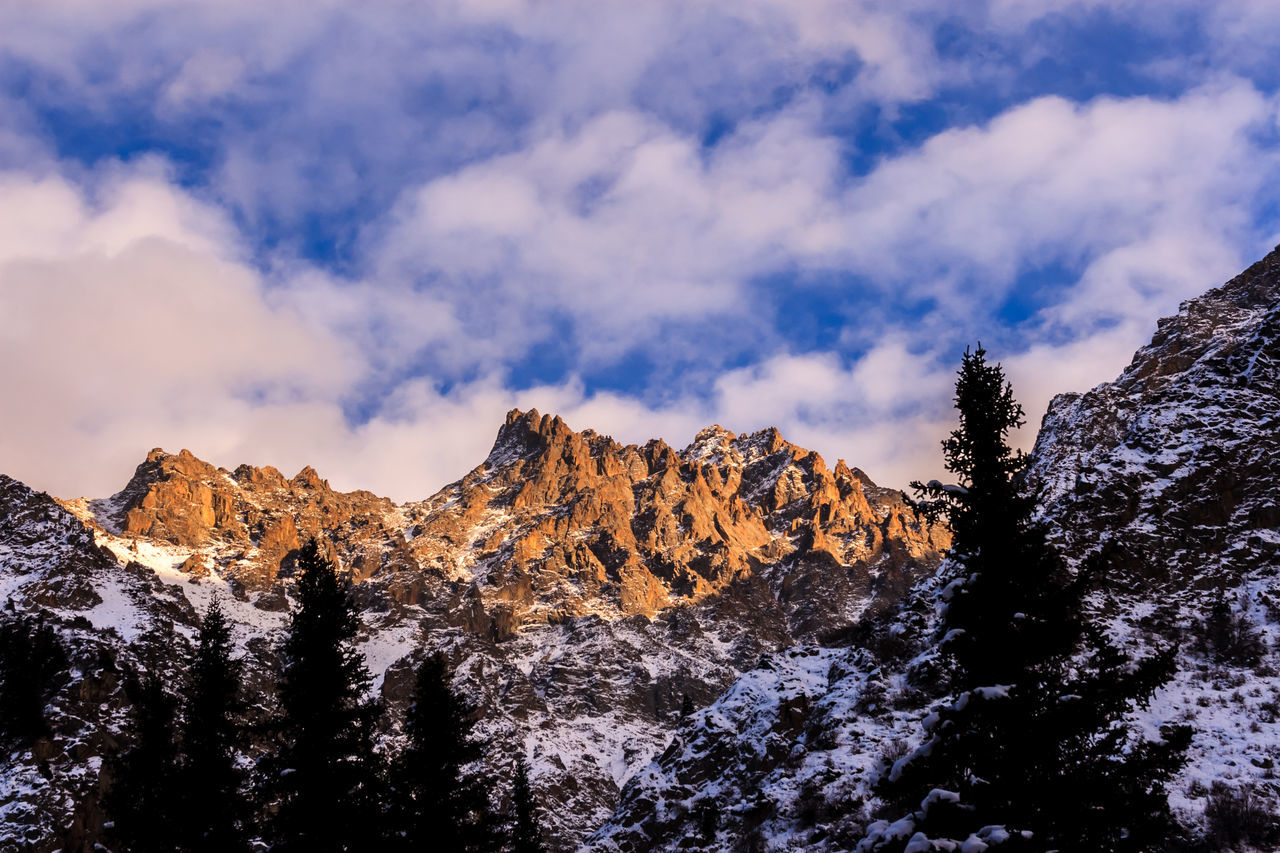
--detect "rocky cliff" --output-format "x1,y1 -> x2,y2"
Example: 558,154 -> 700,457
0,412 -> 946,852
587,247 -> 1280,852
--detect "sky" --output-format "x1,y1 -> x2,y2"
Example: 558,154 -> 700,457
2,0 -> 1280,502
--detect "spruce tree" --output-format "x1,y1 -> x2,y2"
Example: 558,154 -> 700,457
508,756 -> 547,853
863,345 -> 1190,852
264,540 -> 383,853
389,652 -> 496,852
179,599 -> 249,853
0,613 -> 68,746
106,653 -> 183,852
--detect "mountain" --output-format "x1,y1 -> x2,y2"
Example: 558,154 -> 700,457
0,410 -> 946,852
10,244 -> 1278,852
587,247 -> 1280,852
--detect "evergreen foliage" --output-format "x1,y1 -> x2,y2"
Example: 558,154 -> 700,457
389,652 -> 496,852
508,756 -> 548,853
0,612 -> 68,745
681,692 -> 695,719
263,540 -> 383,853
106,635 -> 184,853
1200,591 -> 1264,666
179,599 -> 250,853
865,345 -> 1191,851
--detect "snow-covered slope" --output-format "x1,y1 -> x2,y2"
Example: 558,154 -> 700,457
0,413 -> 946,853
588,247 -> 1280,851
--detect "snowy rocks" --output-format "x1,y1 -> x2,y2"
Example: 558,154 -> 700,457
588,245 -> 1280,853
0,411 -> 947,852
1029,244 -> 1280,586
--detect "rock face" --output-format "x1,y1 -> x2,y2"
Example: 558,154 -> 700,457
0,414 -> 946,853
389,410 -> 947,642
73,448 -> 398,591
588,247 -> 1280,852
1028,245 -> 1280,585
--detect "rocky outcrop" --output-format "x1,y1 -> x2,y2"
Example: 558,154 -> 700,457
70,449 -> 398,590
1029,245 -> 1280,585
390,409 -> 948,642
590,247 -> 1280,853
3,413 -> 946,853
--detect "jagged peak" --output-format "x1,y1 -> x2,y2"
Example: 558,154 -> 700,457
1100,244 -> 1280,396
291,465 -> 329,491
683,424 -> 737,463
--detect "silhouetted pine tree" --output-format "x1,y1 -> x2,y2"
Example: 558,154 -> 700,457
0,612 -> 68,745
864,345 -> 1190,852
263,540 -> 383,853
389,652 -> 496,852
508,756 -> 547,853
1201,590 -> 1264,666
106,660 -> 183,852
178,599 -> 249,853
680,693 -> 695,719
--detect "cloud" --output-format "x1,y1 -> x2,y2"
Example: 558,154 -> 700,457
370,107 -> 850,369
0,165 -> 356,497
3,2 -> 1280,509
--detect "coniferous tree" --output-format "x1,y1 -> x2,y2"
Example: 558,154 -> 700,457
863,345 -> 1190,852
106,649 -> 183,853
179,599 -> 249,853
264,540 -> 383,853
508,756 -> 547,853
0,613 -> 68,746
389,652 -> 496,852
1201,591 -> 1264,666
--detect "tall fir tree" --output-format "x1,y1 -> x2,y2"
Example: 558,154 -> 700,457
508,756 -> 548,853
0,612 -> 68,746
264,540 -> 383,853
863,345 -> 1190,852
389,652 -> 496,853
178,598 -> 250,853
106,627 -> 184,853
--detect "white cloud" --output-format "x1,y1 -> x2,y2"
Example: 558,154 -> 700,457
3,2 -> 1280,509
0,166 -> 356,497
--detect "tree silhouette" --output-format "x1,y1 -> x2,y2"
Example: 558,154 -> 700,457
0,612 -> 68,746
178,599 -> 249,852
863,345 -> 1190,851
106,630 -> 183,853
389,652 -> 496,852
263,540 -> 383,853
508,756 -> 547,853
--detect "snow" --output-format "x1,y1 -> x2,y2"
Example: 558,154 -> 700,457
76,578 -> 147,642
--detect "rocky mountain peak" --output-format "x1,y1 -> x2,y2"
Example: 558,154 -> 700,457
290,465 -> 329,491
1030,243 -> 1280,585
385,410 -> 949,641
65,447 -> 396,592
8,411 -> 949,851
1113,244 -> 1280,395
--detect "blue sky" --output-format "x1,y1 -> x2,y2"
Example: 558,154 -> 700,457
2,0 -> 1280,500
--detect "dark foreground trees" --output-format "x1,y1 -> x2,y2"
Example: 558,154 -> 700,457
179,599 -> 250,853
508,756 -> 548,853
106,629 -> 184,853
263,540 -> 383,853
107,602 -> 250,853
861,345 -> 1190,851
0,612 -> 68,746
101,538 -> 544,851
389,652 -> 496,852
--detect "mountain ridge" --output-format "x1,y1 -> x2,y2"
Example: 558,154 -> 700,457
586,246 -> 1280,852
1,409 -> 947,852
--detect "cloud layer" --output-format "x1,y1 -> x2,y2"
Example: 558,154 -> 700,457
2,1 -> 1279,501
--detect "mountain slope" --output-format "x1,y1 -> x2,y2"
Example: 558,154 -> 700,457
0,412 -> 946,852
588,247 -> 1280,852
